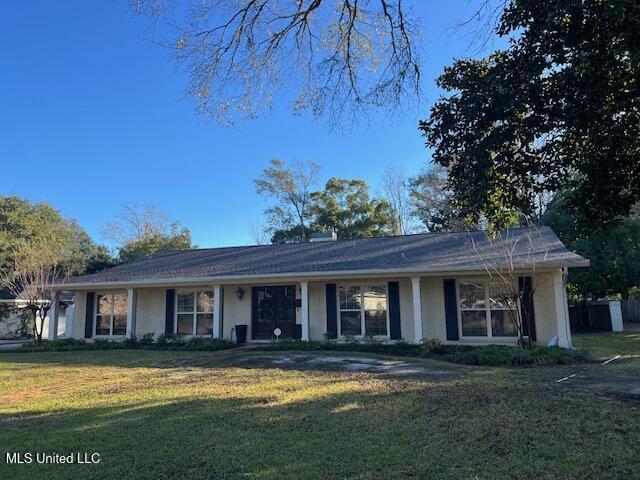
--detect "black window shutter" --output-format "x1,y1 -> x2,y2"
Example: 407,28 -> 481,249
326,283 -> 337,339
84,292 -> 95,338
443,279 -> 459,341
518,276 -> 537,341
165,289 -> 175,334
388,281 -> 401,340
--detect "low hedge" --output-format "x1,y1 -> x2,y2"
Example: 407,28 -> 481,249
257,339 -> 591,366
8,336 -> 590,366
10,335 -> 236,353
439,344 -> 590,366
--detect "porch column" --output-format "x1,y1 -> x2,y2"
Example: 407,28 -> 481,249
47,290 -> 61,341
552,270 -> 571,348
126,288 -> 137,338
66,293 -> 75,338
411,277 -> 423,344
213,284 -> 222,338
300,281 -> 309,341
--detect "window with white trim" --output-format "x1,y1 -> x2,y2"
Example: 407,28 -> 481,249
458,282 -> 518,337
176,290 -> 214,336
339,284 -> 388,336
95,292 -> 128,336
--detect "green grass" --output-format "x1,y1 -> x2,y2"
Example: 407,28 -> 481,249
1,349 -> 639,479
572,332 -> 640,358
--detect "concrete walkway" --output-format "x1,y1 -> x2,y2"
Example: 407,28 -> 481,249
251,352 -> 456,377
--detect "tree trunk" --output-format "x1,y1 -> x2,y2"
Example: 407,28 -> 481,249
31,310 -> 42,345
299,214 -> 305,243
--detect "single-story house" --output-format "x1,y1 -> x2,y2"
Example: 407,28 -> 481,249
52,227 -> 589,348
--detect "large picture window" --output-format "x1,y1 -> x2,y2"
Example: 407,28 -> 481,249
339,284 -> 388,337
176,290 -> 214,336
459,282 -> 518,337
95,292 -> 128,336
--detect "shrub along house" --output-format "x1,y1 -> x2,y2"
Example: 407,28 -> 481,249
52,227 -> 589,348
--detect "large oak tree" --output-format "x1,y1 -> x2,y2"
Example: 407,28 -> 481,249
420,0 -> 640,227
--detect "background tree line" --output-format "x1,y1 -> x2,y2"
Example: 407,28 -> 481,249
253,159 -> 461,244
0,197 -> 193,282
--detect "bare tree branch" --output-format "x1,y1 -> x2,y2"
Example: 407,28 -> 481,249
135,0 -> 422,129
380,165 -> 417,235
249,219 -> 270,245
1,242 -> 68,344
466,218 -> 550,347
102,203 -> 184,249
255,158 -> 320,242
450,0 -> 510,55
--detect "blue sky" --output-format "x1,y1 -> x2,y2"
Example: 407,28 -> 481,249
1,1 -> 498,249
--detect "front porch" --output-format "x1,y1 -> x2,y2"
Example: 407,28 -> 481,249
59,277 -> 423,344
59,271 -> 573,348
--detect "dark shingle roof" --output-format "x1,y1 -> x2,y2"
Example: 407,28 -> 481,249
68,227 -> 588,286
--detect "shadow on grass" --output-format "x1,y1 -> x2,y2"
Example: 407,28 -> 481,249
2,366 -> 640,480
0,382 -> 455,479
0,348 -> 463,375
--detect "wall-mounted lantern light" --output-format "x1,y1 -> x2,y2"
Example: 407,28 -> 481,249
235,287 -> 245,301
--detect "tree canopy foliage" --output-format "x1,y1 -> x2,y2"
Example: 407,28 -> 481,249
255,159 -> 469,242
311,178 -> 395,239
0,196 -> 109,279
421,0 -> 640,228
542,192 -> 640,300
254,160 -> 398,242
117,232 -> 192,264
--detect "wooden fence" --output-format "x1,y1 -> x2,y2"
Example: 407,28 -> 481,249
569,301 -> 611,331
570,299 -> 640,330
622,300 -> 640,323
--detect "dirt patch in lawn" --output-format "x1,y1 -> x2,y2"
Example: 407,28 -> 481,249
559,374 -> 640,399
0,374 -> 121,405
150,346 -> 250,369
554,361 -> 640,399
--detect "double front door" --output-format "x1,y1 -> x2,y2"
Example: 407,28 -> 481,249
252,285 -> 297,339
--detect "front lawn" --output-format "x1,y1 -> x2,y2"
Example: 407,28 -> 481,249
0,349 -> 639,479
572,331 -> 640,358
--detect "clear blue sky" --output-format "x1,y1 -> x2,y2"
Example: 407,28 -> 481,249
1,1 -> 497,249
